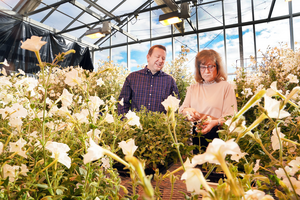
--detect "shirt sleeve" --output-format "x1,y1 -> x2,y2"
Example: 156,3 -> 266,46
118,76 -> 132,115
179,85 -> 192,114
221,84 -> 238,118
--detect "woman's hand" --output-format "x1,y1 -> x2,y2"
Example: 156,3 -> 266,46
182,108 -> 202,122
198,119 -> 218,135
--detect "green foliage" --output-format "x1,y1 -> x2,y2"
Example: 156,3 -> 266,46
101,107 -> 193,171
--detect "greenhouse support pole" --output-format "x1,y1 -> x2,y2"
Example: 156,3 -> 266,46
196,4 -> 199,52
288,1 -> 294,51
127,17 -> 131,71
222,0 -> 227,72
237,0 -> 244,69
251,0 -> 257,68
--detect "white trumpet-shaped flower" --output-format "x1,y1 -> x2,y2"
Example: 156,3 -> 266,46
125,110 -> 141,127
264,95 -> 290,119
46,141 -> 71,169
83,138 -> 104,164
9,137 -> 27,158
118,138 -> 138,156
192,138 -> 245,165
64,69 -> 82,87
161,95 -> 180,112
20,36 -> 47,52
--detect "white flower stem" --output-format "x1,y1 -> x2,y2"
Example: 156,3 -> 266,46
281,137 -> 300,146
195,170 -> 213,194
103,149 -> 130,168
167,115 -> 185,171
217,155 -> 242,197
236,113 -> 267,143
232,89 -> 266,122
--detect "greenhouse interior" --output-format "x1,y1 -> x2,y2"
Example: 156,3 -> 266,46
1,0 -> 300,199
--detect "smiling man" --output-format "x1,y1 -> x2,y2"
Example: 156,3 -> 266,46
118,45 -> 179,115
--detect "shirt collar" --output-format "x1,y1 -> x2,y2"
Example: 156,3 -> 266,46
144,66 -> 163,76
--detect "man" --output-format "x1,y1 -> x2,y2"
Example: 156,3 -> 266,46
118,45 -> 179,115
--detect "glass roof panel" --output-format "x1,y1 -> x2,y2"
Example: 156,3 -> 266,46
0,0 -> 20,9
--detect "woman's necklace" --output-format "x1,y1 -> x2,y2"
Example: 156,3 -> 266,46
203,80 -> 216,85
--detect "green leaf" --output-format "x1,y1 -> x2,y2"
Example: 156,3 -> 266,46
252,175 -> 270,184
56,189 -> 63,195
36,184 -> 49,189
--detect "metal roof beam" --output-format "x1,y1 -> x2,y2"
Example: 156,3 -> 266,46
97,11 -> 300,51
77,0 -> 126,39
83,0 -> 121,23
40,6 -> 58,23
27,0 -> 72,16
63,0 -> 99,32
268,0 -> 276,21
96,0 -> 153,45
62,0 -> 138,41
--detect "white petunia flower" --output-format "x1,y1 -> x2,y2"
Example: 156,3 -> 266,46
0,142 -> 3,154
282,177 -> 300,195
9,137 -> 27,158
46,142 -> 71,169
3,164 -> 19,182
288,157 -> 300,176
104,113 -> 114,123
64,69 -> 82,87
88,96 -> 104,112
192,138 -> 245,165
287,74 -> 299,84
241,88 -> 253,98
271,127 -> 285,151
101,157 -> 110,169
125,110 -> 141,128
83,138 -> 104,164
2,59 -> 9,66
20,36 -> 47,52
119,98 -> 124,106
181,158 -> 212,195
161,95 -> 180,112
118,138 -> 138,156
264,95 -> 290,119
253,159 -> 260,173
59,89 -> 73,107
96,78 -> 104,86
20,164 -> 29,176
243,189 -> 274,200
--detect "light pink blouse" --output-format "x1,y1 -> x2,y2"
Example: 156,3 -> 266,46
179,81 -> 237,119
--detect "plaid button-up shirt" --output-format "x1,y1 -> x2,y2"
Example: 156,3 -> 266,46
118,67 -> 179,115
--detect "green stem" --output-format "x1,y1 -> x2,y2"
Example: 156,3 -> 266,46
236,113 -> 267,143
167,118 -> 185,171
281,163 -> 300,200
232,89 -> 266,122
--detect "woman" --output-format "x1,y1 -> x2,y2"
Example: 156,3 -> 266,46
179,49 -> 237,154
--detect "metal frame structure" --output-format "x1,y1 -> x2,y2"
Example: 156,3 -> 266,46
0,0 -> 298,71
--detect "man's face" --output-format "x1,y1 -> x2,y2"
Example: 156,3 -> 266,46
146,47 -> 166,74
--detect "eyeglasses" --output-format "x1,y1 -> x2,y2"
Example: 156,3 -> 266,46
199,65 -> 216,71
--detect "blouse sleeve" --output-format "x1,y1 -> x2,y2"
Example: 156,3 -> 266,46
221,84 -> 238,118
179,85 -> 192,114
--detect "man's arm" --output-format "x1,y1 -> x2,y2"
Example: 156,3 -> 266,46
118,77 -> 132,115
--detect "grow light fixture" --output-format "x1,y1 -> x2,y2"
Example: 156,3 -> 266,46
85,21 -> 111,39
159,11 -> 182,26
158,3 -> 191,26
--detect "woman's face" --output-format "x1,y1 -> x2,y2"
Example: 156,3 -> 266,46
199,59 -> 217,82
